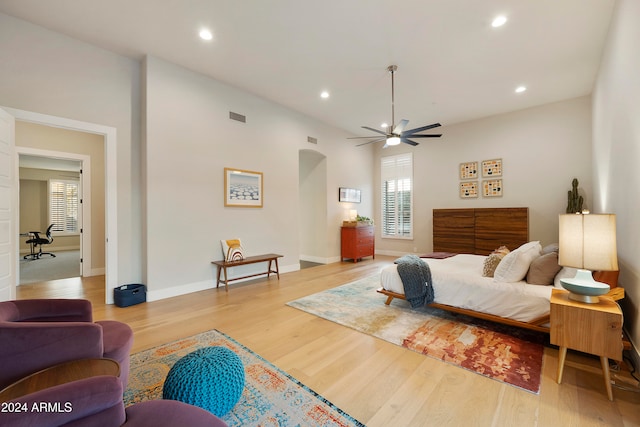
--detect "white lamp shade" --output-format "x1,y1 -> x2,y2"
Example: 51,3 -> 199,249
558,214 -> 618,271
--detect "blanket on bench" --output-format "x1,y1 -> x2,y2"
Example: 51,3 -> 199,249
394,255 -> 433,308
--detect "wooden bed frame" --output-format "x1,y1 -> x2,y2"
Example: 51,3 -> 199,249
376,207 -> 622,334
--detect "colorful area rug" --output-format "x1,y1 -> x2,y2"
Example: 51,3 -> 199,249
124,329 -> 364,426
287,276 -> 546,394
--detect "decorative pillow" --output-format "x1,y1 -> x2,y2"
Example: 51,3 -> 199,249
494,241 -> 542,283
542,243 -> 559,254
554,267 -> 577,288
482,253 -> 504,277
220,239 -> 244,262
493,245 -> 511,257
526,252 -> 562,285
482,246 -> 510,277
515,241 -> 543,255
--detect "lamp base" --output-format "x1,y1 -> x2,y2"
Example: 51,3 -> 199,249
567,292 -> 601,304
560,269 -> 610,304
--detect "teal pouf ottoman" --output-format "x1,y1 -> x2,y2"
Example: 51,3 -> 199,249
162,346 -> 245,417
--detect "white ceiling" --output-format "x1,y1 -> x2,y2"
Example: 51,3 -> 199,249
0,0 -> 616,137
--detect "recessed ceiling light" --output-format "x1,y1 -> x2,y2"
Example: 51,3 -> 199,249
492,15 -> 507,28
320,91 -> 330,99
381,122 -> 388,129
515,86 -> 527,93
199,28 -> 213,41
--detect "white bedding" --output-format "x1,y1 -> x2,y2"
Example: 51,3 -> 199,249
380,254 -> 563,322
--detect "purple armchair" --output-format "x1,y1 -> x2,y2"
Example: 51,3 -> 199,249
0,375 -> 228,427
0,299 -> 133,390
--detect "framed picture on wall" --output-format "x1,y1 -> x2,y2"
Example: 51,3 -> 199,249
459,161 -> 478,179
482,158 -> 502,177
483,179 -> 503,197
224,168 -> 263,207
339,187 -> 361,203
460,181 -> 478,198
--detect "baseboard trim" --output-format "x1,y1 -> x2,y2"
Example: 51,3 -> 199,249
144,263 -> 300,303
300,256 -> 341,264
86,267 -> 105,277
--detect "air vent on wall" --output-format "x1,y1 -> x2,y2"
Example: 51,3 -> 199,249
307,136 -> 318,144
229,111 -> 246,123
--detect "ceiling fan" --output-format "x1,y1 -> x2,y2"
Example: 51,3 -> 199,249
349,65 -> 442,148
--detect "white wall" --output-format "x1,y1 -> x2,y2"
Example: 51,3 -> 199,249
592,0 -> 640,355
0,13 -> 142,286
143,56 -> 373,299
375,96 -> 593,256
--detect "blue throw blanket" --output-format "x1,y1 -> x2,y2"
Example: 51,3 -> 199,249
394,255 -> 434,308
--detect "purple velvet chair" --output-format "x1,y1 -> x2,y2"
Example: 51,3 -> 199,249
0,375 -> 228,427
0,299 -> 134,390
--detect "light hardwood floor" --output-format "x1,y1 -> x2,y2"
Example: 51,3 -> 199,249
16,257 -> 640,426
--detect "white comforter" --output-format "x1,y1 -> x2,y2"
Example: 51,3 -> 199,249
380,254 -> 561,322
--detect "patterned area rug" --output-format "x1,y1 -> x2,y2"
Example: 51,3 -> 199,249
124,329 -> 364,426
287,276 -> 546,394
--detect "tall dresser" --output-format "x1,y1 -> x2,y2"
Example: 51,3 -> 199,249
341,225 -> 374,263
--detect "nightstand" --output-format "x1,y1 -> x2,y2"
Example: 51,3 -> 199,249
550,288 -> 623,400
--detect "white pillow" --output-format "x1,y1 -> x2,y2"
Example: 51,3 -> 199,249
494,241 -> 542,283
516,240 -> 543,255
553,267 -> 577,288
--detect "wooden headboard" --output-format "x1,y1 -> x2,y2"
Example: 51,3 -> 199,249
433,208 -> 529,255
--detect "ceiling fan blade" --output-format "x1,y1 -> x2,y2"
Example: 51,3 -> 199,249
401,138 -> 419,146
356,137 -> 386,146
348,136 -> 390,139
405,134 -> 442,138
403,123 -> 442,135
392,119 -> 409,135
361,126 -> 387,136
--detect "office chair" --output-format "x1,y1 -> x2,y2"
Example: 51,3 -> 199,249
23,223 -> 56,260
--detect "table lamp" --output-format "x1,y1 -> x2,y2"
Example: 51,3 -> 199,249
558,213 -> 618,303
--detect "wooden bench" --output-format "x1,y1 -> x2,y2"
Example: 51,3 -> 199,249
211,253 -> 283,291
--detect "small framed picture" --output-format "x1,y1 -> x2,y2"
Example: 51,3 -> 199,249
224,168 -> 263,207
459,161 -> 478,180
339,187 -> 361,203
460,181 -> 478,198
482,159 -> 502,177
483,179 -> 503,197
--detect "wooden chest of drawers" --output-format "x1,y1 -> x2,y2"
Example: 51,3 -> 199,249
341,225 -> 374,263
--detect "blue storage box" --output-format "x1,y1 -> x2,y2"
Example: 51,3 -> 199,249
114,284 -> 146,307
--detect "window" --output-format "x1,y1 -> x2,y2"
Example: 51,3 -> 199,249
49,180 -> 79,234
381,153 -> 413,239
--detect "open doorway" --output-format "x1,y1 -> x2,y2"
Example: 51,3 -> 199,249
299,149 -> 328,267
15,121 -> 104,287
18,154 -> 84,284
4,106 -> 118,304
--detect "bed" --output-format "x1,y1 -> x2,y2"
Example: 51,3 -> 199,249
376,207 -> 620,333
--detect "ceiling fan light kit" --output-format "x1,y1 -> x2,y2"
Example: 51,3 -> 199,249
349,65 -> 442,148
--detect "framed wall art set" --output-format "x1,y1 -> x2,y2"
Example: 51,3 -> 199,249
459,158 -> 503,198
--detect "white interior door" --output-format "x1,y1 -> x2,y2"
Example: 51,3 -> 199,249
0,108 -> 16,301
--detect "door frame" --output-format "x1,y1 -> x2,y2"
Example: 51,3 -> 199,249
17,147 -> 91,280
5,106 -> 118,303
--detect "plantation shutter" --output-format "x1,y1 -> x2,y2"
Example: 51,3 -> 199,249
381,153 -> 413,238
49,180 -> 79,233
